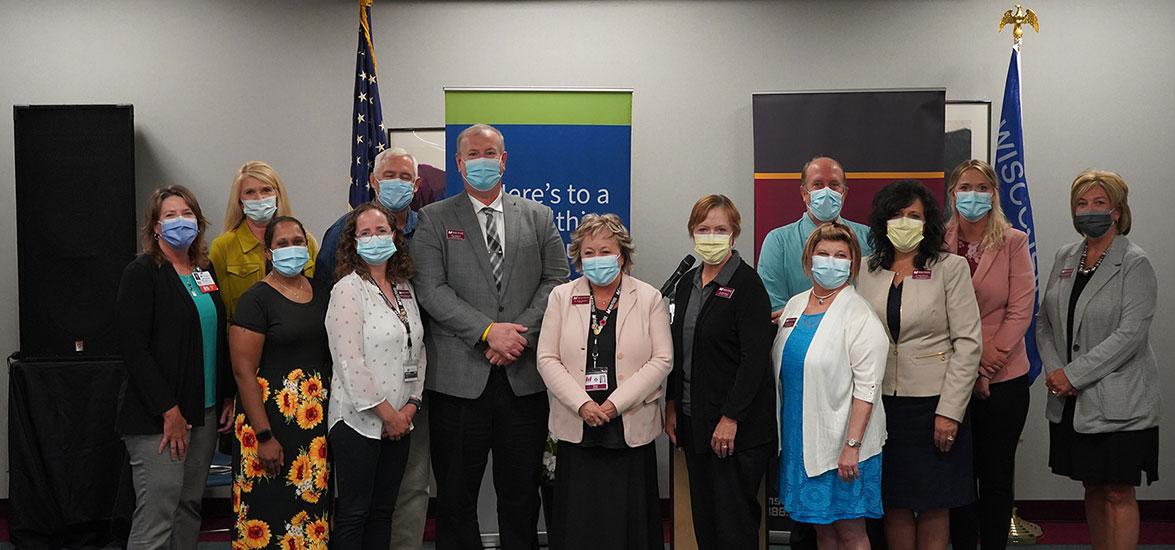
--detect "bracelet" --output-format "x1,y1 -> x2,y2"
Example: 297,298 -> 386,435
480,323 -> 494,342
255,429 -> 273,443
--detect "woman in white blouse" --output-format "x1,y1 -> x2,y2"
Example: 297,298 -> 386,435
771,223 -> 889,549
326,203 -> 425,549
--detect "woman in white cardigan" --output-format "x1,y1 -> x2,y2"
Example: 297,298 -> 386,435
772,223 -> 889,550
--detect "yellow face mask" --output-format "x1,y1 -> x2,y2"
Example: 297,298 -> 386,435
886,217 -> 925,253
693,233 -> 732,265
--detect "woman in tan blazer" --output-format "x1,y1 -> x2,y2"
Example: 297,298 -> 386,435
856,180 -> 982,550
943,160 -> 1037,550
537,213 -> 673,550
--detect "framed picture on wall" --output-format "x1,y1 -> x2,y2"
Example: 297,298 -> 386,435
945,100 -> 992,172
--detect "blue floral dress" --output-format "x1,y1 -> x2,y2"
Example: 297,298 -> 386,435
778,312 -> 883,524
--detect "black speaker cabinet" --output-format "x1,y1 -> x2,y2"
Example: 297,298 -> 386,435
14,105 -> 136,359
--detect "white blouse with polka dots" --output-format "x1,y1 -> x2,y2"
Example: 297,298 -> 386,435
326,271 -> 426,439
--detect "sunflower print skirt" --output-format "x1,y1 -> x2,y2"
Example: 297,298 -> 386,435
233,367 -> 330,550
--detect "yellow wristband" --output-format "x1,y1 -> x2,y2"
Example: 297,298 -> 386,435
481,323 -> 494,342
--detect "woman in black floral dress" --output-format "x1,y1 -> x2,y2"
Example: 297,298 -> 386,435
229,216 -> 332,550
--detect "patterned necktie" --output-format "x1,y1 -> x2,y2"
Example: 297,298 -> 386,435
482,207 -> 503,290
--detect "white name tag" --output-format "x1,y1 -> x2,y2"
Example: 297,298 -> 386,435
585,372 -> 608,392
192,270 -> 218,293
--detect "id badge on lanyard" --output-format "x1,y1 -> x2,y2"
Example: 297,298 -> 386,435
585,284 -> 621,392
192,269 -> 218,293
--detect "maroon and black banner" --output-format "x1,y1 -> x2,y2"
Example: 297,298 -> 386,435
752,89 -> 946,261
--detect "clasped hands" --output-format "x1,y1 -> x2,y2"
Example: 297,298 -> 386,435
1045,368 -> 1077,398
579,400 -> 618,428
485,322 -> 529,366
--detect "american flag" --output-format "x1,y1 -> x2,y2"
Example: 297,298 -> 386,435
349,0 -> 387,207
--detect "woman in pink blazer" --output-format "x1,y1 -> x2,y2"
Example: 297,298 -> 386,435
944,160 -> 1036,550
537,213 -> 673,550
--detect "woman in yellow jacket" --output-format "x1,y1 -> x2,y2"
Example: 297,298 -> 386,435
210,161 -> 318,321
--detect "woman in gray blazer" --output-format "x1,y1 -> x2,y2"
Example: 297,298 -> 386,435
1038,170 -> 1159,550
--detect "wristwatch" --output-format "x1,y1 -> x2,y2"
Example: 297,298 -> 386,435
845,438 -> 861,448
256,429 -> 273,443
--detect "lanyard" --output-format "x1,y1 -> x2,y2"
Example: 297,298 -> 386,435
589,283 -> 622,373
369,275 -> 413,349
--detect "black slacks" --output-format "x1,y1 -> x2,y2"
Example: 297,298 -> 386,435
329,421 -> 412,550
429,367 -> 549,550
950,375 -> 1030,550
680,414 -> 771,550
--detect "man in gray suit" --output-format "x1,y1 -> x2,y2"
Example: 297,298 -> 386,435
414,123 -> 569,549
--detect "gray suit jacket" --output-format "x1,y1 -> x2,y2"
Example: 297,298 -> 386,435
413,191 -> 569,399
1037,235 -> 1160,433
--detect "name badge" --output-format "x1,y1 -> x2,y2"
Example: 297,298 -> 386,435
585,372 -> 608,392
192,270 -> 218,293
571,295 -> 590,305
912,269 -> 932,280
1060,268 -> 1074,279
403,356 -> 420,382
397,288 -> 413,300
446,229 -> 465,240
782,317 -> 797,328
715,286 -> 735,299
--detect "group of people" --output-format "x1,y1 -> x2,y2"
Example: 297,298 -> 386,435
112,121 -> 1160,550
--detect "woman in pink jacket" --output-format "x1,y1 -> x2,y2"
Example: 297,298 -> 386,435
537,213 -> 673,550
944,160 -> 1037,550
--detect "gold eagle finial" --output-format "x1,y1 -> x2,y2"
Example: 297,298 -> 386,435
999,4 -> 1040,44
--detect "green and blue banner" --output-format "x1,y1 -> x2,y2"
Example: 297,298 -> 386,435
444,89 -> 633,265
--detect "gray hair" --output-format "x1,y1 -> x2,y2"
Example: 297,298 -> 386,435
456,123 -> 506,153
373,147 -> 418,177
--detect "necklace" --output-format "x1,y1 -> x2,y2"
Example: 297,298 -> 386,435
1078,243 -> 1107,275
271,276 -> 304,299
813,288 -> 840,305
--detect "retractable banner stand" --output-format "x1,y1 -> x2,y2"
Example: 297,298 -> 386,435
444,88 -> 633,273
753,89 -> 946,261
752,89 -> 944,538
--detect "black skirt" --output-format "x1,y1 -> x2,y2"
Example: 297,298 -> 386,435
549,441 -> 661,550
1049,397 -> 1159,486
881,395 -> 976,512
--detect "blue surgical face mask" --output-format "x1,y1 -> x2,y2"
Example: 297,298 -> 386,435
378,179 -> 415,211
242,196 -> 277,224
807,187 -> 843,222
270,245 -> 309,277
160,217 -> 199,249
356,234 -> 397,265
463,157 -> 502,192
955,191 -> 993,222
810,255 -> 851,290
582,255 -> 621,286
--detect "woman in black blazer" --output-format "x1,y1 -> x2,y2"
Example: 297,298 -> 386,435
667,195 -> 777,550
116,185 -> 234,550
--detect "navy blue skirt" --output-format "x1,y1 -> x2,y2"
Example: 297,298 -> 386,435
881,395 -> 976,512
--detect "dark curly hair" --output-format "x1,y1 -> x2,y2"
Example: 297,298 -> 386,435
333,203 -> 415,283
867,180 -> 946,272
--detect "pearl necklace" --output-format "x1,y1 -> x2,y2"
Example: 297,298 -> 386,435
1078,243 -> 1107,275
813,288 -> 841,305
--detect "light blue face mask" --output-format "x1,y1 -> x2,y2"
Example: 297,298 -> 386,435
356,234 -> 397,265
463,157 -> 502,192
807,187 -> 843,222
955,191 -> 993,222
242,196 -> 277,224
378,179 -> 415,211
160,217 -> 199,249
810,255 -> 851,290
582,255 -> 621,286
270,245 -> 309,277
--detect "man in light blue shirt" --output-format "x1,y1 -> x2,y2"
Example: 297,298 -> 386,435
758,156 -> 873,316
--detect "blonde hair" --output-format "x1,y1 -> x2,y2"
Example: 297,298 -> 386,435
801,223 -> 862,283
568,213 -> 635,272
944,159 -> 1012,251
687,194 -> 742,240
1070,170 -> 1132,235
222,161 -> 294,232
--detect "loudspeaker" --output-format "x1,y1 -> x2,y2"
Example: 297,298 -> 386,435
14,105 -> 136,359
